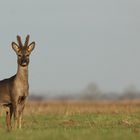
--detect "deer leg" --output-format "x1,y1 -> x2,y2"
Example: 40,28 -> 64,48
13,105 -> 18,130
5,104 -> 13,131
5,107 -> 11,131
9,105 -> 13,129
18,104 -> 25,129
18,113 -> 22,129
17,96 -> 26,129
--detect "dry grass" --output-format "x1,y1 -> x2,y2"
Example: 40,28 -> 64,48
24,99 -> 140,116
0,100 -> 140,140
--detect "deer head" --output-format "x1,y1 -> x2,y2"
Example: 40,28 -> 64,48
12,35 -> 35,67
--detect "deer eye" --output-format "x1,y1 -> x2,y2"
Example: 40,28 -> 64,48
18,55 -> 22,57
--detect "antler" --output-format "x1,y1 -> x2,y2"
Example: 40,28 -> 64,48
24,35 -> 30,46
17,35 -> 23,47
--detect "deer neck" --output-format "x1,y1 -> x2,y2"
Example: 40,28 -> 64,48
15,65 -> 28,84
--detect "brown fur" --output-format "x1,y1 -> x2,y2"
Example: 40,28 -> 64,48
0,35 -> 35,130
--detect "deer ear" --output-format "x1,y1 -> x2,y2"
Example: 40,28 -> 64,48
12,42 -> 20,53
27,42 -> 35,52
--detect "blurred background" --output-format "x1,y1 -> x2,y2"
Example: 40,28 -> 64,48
0,0 -> 140,101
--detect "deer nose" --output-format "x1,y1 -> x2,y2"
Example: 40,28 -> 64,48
22,59 -> 27,64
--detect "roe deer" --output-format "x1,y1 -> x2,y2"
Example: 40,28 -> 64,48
0,35 -> 35,130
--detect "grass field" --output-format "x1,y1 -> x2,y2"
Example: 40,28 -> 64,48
0,100 -> 140,140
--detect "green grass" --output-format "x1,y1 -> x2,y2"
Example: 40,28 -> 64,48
0,112 -> 140,140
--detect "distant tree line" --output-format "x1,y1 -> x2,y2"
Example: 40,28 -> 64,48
80,83 -> 140,100
29,83 -> 140,101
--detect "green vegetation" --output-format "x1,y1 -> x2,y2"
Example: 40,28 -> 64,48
0,101 -> 140,140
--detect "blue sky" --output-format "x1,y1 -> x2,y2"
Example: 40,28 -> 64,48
0,0 -> 140,93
